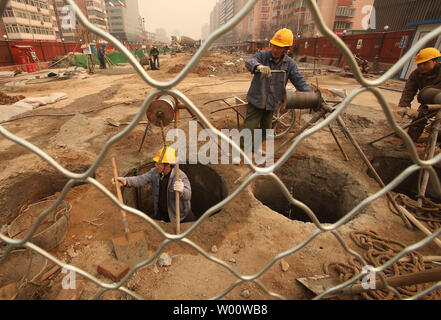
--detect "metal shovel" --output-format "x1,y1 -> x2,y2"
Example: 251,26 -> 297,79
296,267 -> 441,298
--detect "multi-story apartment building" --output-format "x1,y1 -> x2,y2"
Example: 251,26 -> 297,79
271,0 -> 374,39
210,0 -> 273,44
1,0 -> 57,41
52,0 -> 108,42
105,0 -> 143,43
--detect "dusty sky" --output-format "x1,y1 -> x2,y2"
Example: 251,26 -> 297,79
139,0 -> 219,40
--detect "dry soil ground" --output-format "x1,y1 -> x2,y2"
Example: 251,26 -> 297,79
0,51 -> 440,300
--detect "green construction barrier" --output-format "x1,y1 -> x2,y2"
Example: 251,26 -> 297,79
70,50 -> 149,68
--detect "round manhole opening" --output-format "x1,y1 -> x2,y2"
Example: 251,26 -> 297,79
123,163 -> 228,222
252,157 -> 369,223
371,156 -> 441,202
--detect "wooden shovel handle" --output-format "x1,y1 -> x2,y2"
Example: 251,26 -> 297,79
112,158 -> 130,241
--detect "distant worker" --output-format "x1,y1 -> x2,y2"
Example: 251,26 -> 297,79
98,42 -> 107,69
397,47 -> 441,142
241,28 -> 313,153
151,46 -> 160,69
114,147 -> 194,223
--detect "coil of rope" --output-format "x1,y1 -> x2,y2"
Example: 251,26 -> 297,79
323,230 -> 441,300
391,193 -> 441,232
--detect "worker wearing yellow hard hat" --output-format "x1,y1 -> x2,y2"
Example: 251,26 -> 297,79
114,147 -> 194,223
241,28 -> 313,154
397,47 -> 441,144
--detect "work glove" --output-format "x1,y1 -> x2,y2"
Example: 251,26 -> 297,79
256,65 -> 272,79
174,180 -> 184,193
397,107 -> 410,118
112,177 -> 127,187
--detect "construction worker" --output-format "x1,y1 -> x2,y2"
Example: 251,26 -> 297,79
398,47 -> 441,143
241,28 -> 313,153
98,42 -> 107,69
151,46 -> 160,69
114,147 -> 194,223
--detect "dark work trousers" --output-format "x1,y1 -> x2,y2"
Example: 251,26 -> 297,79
240,103 -> 273,153
98,55 -> 106,69
158,210 -> 196,223
153,55 -> 160,69
407,105 -> 441,144
407,104 -> 441,143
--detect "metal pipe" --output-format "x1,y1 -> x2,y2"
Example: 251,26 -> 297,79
422,104 -> 441,112
285,90 -> 323,110
328,124 -> 349,161
367,111 -> 438,145
417,110 -> 441,207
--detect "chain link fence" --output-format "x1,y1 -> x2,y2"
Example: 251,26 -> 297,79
1,0 -> 441,300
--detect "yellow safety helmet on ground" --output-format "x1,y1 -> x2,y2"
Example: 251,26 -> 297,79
415,47 -> 441,65
270,28 -> 294,48
153,147 -> 176,164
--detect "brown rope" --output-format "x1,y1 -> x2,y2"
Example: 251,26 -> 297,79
323,230 -> 441,300
392,193 -> 441,232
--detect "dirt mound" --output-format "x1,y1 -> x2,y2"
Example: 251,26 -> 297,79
0,91 -> 25,105
167,64 -> 185,74
167,58 -> 247,77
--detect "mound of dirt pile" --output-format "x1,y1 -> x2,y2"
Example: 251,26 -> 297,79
0,91 -> 25,105
167,59 -> 247,76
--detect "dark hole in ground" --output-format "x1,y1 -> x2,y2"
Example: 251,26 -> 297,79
252,157 -> 369,223
0,164 -> 95,225
371,156 -> 441,202
123,162 -> 228,222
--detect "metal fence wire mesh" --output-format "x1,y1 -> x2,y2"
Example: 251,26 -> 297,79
1,0 -> 441,300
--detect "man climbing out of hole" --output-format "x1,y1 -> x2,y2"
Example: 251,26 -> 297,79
113,147 -> 195,223
397,47 -> 441,144
241,28 -> 313,154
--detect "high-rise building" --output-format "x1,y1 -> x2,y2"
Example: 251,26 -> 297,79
105,0 -> 143,43
201,23 -> 210,40
210,0 -> 272,44
52,0 -> 108,42
1,0 -> 58,41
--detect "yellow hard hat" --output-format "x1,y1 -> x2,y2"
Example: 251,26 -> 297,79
153,147 -> 176,164
270,28 -> 294,48
415,47 -> 441,65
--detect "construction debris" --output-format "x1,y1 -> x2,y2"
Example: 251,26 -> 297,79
0,91 -> 25,105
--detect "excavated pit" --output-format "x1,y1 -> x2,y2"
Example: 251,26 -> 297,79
123,163 -> 228,222
252,156 -> 370,223
371,156 -> 441,201
0,165 -> 93,226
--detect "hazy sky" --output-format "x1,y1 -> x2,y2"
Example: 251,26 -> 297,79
139,0 -> 219,40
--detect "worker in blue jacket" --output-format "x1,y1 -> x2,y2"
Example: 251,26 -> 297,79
241,28 -> 313,153
114,147 -> 194,223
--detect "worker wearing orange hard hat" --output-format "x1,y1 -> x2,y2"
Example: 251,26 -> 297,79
398,47 -> 441,143
241,28 -> 313,153
114,147 -> 194,223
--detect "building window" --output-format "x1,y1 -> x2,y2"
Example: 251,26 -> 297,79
333,21 -> 352,30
